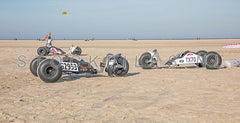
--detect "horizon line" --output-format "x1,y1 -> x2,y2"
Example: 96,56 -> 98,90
1,38 -> 240,40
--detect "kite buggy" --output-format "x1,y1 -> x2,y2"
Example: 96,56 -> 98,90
30,53 -> 129,83
37,45 -> 82,56
137,49 -> 222,69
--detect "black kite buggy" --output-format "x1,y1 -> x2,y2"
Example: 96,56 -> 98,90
30,53 -> 129,83
137,49 -> 222,69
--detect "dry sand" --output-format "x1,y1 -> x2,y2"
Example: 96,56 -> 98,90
0,39 -> 240,122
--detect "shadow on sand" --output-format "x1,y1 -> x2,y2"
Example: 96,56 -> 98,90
56,72 -> 140,83
47,53 -> 88,56
125,72 -> 140,77
142,66 -> 226,70
57,74 -> 106,83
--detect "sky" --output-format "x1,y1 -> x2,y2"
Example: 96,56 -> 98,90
0,0 -> 240,39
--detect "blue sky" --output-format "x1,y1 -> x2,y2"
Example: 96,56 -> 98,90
0,0 -> 240,39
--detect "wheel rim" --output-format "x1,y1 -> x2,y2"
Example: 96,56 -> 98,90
115,68 -> 124,75
114,61 -> 124,75
44,66 -> 56,76
40,49 -> 44,53
207,55 -> 216,65
113,59 -> 128,76
144,58 -> 151,65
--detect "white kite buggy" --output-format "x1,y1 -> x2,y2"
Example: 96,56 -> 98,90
37,45 -> 82,56
137,49 -> 222,69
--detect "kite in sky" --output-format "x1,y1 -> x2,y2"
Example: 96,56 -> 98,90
62,12 -> 68,16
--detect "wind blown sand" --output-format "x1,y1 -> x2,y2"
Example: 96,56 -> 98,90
0,39 -> 240,122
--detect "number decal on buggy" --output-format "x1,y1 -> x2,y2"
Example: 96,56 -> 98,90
186,57 -> 196,63
61,62 -> 78,72
174,53 -> 202,65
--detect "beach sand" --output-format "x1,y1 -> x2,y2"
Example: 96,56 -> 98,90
0,39 -> 240,122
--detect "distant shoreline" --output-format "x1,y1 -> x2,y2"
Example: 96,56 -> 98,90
0,38 -> 240,40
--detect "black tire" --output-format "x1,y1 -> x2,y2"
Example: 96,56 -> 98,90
195,50 -> 207,67
37,59 -> 62,83
113,57 -> 129,77
204,51 -> 222,69
138,52 -> 154,69
44,46 -> 50,54
37,47 -> 48,56
72,47 -> 82,55
30,56 -> 46,76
